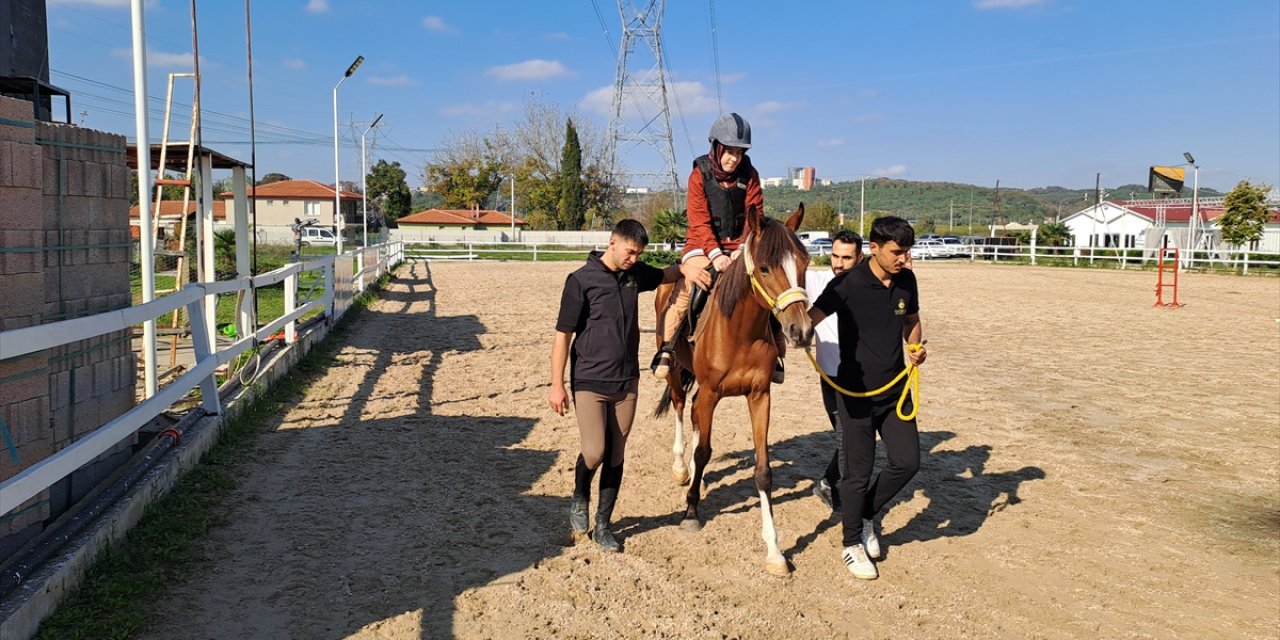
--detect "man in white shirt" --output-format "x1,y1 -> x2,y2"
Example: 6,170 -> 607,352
807,230 -> 863,514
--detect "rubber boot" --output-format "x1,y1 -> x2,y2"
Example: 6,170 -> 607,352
593,463 -> 624,552
571,455 -> 596,538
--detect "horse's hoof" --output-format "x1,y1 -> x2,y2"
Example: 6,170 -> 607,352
679,518 -> 703,532
765,559 -> 791,577
671,468 -> 690,485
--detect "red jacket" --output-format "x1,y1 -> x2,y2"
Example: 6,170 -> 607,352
682,163 -> 764,262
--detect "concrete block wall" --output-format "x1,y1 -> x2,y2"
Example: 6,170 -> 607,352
0,96 -> 137,554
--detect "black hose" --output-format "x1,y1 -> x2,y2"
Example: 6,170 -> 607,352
0,409 -> 206,600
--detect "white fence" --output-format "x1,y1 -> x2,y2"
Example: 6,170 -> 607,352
956,243 -> 1280,273
401,240 -> 613,261
0,242 -> 405,516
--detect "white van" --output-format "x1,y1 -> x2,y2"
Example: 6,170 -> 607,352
796,231 -> 829,245
299,226 -> 337,246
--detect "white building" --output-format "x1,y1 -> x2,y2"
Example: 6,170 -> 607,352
1060,198 -> 1280,253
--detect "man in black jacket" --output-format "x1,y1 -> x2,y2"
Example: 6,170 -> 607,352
548,220 -> 702,551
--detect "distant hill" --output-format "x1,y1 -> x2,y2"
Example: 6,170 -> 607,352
760,179 -> 1226,228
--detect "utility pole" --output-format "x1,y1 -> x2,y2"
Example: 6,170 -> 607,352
608,0 -> 679,202
968,185 -> 974,234
859,175 -> 866,235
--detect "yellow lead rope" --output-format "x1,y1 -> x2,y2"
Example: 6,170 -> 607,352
802,343 -> 924,421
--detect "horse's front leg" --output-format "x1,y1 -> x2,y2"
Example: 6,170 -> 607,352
681,387 -> 717,531
748,389 -> 789,576
669,373 -> 690,485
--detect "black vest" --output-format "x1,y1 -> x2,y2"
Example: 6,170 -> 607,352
693,155 -> 751,243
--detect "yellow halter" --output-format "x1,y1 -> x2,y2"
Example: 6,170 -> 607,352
741,236 -> 808,316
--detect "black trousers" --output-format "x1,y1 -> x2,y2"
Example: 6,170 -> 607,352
837,391 -> 920,548
821,383 -> 844,486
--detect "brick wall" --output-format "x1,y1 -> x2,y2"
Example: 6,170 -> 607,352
0,95 -> 137,555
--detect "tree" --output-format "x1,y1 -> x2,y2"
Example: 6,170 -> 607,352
557,118 -> 585,230
423,130 -> 504,208
650,208 -> 687,246
366,159 -> 412,223
257,172 -> 290,185
129,170 -> 188,206
1219,180 -> 1273,248
1036,221 -> 1072,247
799,201 -> 839,233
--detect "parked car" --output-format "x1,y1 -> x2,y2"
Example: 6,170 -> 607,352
806,237 -> 834,255
940,236 -> 965,257
299,226 -> 337,246
912,239 -> 946,259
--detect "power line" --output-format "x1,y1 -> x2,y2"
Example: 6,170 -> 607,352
707,0 -> 723,114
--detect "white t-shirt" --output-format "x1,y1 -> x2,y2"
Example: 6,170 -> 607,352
806,268 -> 840,375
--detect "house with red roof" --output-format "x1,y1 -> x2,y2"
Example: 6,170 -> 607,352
395,208 -> 525,240
1061,198 -> 1280,253
128,200 -> 227,241
219,179 -> 362,237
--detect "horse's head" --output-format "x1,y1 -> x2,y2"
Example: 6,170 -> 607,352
740,203 -> 814,348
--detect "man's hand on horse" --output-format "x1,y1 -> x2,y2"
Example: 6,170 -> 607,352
681,260 -> 713,290
548,383 -> 570,416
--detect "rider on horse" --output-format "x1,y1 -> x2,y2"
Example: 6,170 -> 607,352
653,113 -> 784,381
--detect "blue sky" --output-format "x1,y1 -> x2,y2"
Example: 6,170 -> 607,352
45,0 -> 1280,193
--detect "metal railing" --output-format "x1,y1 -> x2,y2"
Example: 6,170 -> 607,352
0,242 -> 405,516
957,243 -> 1280,273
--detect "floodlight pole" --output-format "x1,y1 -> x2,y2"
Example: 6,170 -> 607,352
333,55 -> 364,255
130,0 -> 157,398
360,113 -> 383,248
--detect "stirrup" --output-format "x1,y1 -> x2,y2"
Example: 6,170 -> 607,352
652,349 -> 673,379
772,359 -> 785,384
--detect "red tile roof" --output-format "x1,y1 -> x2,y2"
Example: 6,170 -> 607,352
397,208 -> 526,226
1117,200 -> 1280,224
129,200 -> 227,221
218,179 -> 361,200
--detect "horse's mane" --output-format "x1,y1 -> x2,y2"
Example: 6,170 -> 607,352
713,218 -> 806,318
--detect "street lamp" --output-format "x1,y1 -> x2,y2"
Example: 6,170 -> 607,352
1183,151 -> 1199,250
360,113 -> 383,248
333,55 -> 364,255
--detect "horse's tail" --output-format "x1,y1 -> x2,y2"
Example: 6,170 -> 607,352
652,368 -> 695,418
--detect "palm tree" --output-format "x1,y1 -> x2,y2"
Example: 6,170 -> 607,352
650,208 -> 687,249
1036,221 -> 1072,248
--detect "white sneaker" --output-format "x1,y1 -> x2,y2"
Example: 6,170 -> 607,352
861,519 -> 881,559
841,545 -> 878,580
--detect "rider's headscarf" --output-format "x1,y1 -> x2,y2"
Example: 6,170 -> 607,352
708,141 -> 746,183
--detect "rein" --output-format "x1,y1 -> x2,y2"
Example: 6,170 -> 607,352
740,235 -> 808,316
802,343 -> 925,421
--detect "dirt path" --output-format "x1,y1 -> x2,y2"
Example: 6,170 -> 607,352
138,259 -> 1280,640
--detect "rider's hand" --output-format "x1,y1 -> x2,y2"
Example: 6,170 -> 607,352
711,254 -> 732,273
548,383 -> 570,415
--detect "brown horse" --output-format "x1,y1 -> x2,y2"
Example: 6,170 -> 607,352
653,204 -> 813,576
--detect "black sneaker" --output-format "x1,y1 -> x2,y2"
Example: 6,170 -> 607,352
812,478 -> 841,514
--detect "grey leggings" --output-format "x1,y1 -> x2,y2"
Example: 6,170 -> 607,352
574,379 -> 639,469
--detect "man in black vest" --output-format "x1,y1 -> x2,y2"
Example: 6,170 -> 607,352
549,220 -> 699,551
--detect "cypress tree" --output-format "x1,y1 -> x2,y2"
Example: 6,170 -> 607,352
558,119 -> 585,230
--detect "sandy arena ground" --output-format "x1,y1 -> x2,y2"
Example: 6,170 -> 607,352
137,259 -> 1280,640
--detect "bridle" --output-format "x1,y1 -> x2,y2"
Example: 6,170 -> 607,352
741,233 -> 808,316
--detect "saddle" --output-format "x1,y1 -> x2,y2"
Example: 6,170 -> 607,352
682,264 -> 718,343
